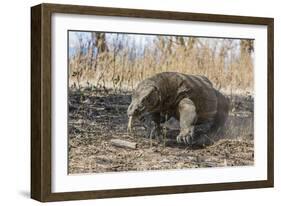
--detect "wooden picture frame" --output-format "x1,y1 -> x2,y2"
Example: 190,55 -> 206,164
31,3 -> 274,202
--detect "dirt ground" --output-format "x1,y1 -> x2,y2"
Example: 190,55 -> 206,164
68,88 -> 254,174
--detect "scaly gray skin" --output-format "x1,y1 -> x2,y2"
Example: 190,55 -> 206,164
127,72 -> 229,147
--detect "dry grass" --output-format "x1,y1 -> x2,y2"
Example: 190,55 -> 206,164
69,33 -> 254,93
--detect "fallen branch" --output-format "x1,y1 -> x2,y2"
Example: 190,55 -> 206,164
110,139 -> 137,149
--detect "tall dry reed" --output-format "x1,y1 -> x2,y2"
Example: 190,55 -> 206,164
69,33 -> 254,93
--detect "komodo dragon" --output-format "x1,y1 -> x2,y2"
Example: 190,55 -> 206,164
127,72 -> 229,147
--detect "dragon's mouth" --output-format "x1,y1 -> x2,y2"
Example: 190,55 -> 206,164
127,103 -> 153,133
127,111 -> 150,133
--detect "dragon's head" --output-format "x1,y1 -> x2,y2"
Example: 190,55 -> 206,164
127,84 -> 159,132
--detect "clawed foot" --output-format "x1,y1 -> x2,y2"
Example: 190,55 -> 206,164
176,127 -> 194,145
176,133 -> 193,145
176,133 -> 214,148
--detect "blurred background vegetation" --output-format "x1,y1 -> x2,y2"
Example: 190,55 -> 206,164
68,31 -> 254,94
